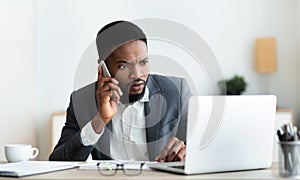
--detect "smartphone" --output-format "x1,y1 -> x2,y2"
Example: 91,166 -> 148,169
99,60 -> 111,77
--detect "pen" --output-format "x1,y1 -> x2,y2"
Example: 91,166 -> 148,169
277,130 -> 283,141
277,123 -> 300,174
293,127 -> 298,141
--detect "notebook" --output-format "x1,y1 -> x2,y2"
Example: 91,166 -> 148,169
148,95 -> 277,175
0,161 -> 76,177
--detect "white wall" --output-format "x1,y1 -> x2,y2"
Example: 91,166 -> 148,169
297,1 -> 300,126
0,0 -> 298,161
0,0 -> 36,161
34,0 -> 300,159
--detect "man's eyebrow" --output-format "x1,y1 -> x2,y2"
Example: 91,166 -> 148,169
141,57 -> 149,61
116,60 -> 128,64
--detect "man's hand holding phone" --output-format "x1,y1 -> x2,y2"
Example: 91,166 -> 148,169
93,60 -> 123,133
99,60 -> 111,77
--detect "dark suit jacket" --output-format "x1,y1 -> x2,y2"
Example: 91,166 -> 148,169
49,74 -> 192,161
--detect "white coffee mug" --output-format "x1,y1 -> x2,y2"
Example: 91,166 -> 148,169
4,144 -> 39,163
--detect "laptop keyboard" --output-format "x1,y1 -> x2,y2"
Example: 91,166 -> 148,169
168,165 -> 185,169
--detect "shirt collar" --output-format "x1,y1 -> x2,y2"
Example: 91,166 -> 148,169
139,86 -> 149,102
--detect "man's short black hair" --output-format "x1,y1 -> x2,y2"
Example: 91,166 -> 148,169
96,20 -> 147,63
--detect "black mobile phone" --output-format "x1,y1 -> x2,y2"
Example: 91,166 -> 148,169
99,60 -> 111,77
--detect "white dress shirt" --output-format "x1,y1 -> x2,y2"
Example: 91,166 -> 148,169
80,87 -> 149,161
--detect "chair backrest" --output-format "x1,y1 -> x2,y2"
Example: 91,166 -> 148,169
50,112 -> 66,151
50,112 -> 92,160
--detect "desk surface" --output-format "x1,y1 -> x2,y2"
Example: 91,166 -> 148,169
0,163 -> 289,180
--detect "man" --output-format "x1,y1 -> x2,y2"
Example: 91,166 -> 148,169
49,20 -> 192,162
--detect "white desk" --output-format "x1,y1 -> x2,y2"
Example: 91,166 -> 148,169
0,163 -> 288,180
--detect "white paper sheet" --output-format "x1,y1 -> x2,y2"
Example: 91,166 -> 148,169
0,161 -> 76,177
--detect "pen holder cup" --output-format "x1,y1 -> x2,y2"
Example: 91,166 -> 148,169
278,141 -> 300,178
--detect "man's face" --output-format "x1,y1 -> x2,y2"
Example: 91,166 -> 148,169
105,40 -> 149,95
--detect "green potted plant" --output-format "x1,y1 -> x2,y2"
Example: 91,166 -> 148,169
218,75 -> 247,95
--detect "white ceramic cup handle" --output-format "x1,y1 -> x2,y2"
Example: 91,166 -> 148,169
30,147 -> 39,159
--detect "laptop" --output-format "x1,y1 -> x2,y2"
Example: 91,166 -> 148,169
148,95 -> 277,175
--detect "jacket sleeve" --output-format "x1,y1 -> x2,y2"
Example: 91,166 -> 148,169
176,78 -> 193,141
49,94 -> 94,161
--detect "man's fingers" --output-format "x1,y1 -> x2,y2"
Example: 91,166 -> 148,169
155,137 -> 179,161
110,83 -> 123,96
100,82 -> 123,97
155,137 -> 184,160
99,77 -> 118,88
111,89 -> 120,104
166,140 -> 185,162
173,146 -> 186,162
155,137 -> 187,162
157,157 -> 166,163
100,89 -> 120,103
98,65 -> 102,78
97,65 -> 118,88
97,65 -> 103,87
178,147 -> 186,161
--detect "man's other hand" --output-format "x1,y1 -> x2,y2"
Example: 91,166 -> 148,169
155,137 -> 186,162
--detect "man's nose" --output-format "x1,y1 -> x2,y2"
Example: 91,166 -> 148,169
129,65 -> 143,79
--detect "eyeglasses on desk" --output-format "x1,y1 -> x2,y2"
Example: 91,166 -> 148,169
97,162 -> 145,176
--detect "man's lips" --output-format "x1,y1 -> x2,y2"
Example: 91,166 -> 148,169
131,82 -> 144,87
128,81 -> 145,91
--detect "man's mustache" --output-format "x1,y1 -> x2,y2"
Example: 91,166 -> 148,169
126,79 -> 146,88
130,79 -> 146,85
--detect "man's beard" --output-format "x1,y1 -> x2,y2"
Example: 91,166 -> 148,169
120,78 -> 146,104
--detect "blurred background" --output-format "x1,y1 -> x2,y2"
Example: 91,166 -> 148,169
0,0 -> 299,160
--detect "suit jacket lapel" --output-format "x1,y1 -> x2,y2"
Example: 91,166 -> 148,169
145,75 -> 164,161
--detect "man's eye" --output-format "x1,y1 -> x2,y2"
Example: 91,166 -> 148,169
140,60 -> 148,65
120,64 -> 128,69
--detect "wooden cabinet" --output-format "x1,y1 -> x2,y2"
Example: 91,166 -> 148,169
273,108 -> 294,162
